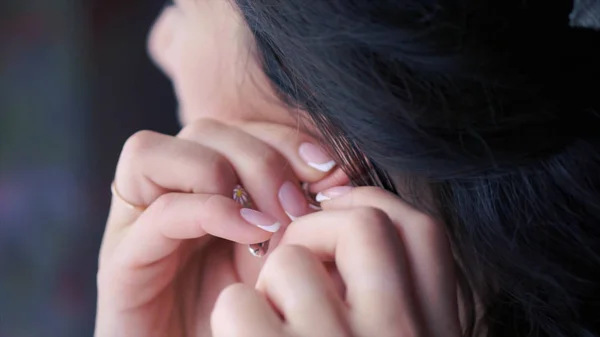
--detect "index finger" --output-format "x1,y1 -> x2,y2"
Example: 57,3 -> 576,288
320,187 -> 461,336
234,121 -> 338,182
279,208 -> 422,336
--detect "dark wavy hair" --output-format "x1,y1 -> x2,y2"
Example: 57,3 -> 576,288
234,0 -> 600,336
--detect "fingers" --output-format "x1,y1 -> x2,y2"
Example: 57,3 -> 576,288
105,119 -> 337,269
238,122 -> 349,197
255,245 -> 350,336
211,247 -> 351,337
99,192 -> 274,310
279,208 -> 419,336
112,119 -> 335,224
113,193 -> 273,268
236,122 -> 338,182
301,187 -> 461,336
105,130 -> 240,263
114,129 -> 238,208
177,119 -> 324,223
212,283 -> 283,337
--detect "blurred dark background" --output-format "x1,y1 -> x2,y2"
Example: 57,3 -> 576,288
1,1 -> 178,336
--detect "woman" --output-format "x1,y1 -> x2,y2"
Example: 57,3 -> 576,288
95,0 -> 600,336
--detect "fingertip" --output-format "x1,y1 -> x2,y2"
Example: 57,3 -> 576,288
212,283 -> 283,337
308,168 -> 350,192
315,186 -> 355,209
298,142 -> 337,173
320,186 -> 401,210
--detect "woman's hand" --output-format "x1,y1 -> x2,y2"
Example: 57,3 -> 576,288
211,187 -> 461,337
95,118 -> 339,337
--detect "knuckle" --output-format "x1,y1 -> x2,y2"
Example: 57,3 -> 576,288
347,187 -> 441,237
415,217 -> 447,247
122,130 -> 159,157
211,284 -> 257,337
351,207 -> 390,230
187,152 -> 234,192
347,207 -> 393,241
212,284 -> 251,320
411,212 -> 438,231
249,148 -> 284,175
216,283 -> 248,306
400,208 -> 440,240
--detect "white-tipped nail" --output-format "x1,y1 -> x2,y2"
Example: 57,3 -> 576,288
240,208 -> 281,233
285,211 -> 298,221
307,160 -> 337,172
299,143 -> 337,173
256,222 -> 281,233
316,186 -> 354,202
316,192 -> 330,202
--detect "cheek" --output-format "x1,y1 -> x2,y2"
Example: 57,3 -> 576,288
171,32 -> 250,123
148,4 -> 296,127
175,42 -> 230,111
148,7 -> 232,119
175,52 -> 247,124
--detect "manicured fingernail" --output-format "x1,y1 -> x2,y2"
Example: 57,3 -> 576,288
240,209 -> 281,232
299,143 -> 336,172
302,182 -> 322,210
315,186 -> 353,202
279,181 -> 308,220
